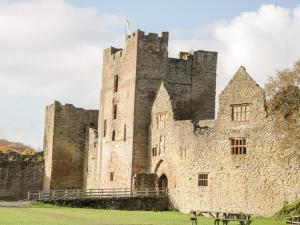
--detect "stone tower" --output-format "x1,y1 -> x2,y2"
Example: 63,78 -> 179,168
97,30 -> 218,188
43,101 -> 98,191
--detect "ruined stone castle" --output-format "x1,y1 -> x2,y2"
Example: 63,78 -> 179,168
43,30 -> 300,216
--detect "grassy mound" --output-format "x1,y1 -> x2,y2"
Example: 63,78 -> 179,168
273,200 -> 300,220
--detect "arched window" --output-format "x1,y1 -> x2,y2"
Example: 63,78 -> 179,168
103,119 -> 107,137
123,125 -> 126,141
114,75 -> 119,92
112,130 -> 116,141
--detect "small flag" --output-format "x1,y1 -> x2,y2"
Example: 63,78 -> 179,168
125,16 -> 131,36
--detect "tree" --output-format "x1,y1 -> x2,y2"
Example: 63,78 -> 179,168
264,60 -> 300,161
265,60 -> 300,100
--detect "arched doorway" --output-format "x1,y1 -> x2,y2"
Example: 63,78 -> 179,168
158,174 -> 168,190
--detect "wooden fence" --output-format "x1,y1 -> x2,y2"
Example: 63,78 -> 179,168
27,188 -> 167,200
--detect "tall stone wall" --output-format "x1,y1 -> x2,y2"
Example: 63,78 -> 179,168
0,153 -> 44,200
43,101 -> 98,191
150,67 -> 300,216
191,51 -> 217,122
132,31 -> 169,176
83,127 -> 98,189
98,30 -> 217,189
98,33 -> 138,189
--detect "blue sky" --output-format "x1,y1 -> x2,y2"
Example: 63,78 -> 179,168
70,0 -> 300,30
0,0 -> 300,149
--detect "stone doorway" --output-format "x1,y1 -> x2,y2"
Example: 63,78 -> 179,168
158,174 -> 168,190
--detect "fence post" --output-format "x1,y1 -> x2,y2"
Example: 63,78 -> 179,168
38,191 -> 41,199
27,191 -> 30,200
89,189 -> 92,197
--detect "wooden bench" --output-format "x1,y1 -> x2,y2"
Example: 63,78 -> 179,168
287,215 -> 300,225
222,218 -> 253,225
189,211 -> 253,225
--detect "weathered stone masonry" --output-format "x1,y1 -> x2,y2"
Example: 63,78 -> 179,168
150,67 -> 300,216
42,30 -> 299,216
43,101 -> 98,191
0,153 -> 43,200
97,30 -> 217,189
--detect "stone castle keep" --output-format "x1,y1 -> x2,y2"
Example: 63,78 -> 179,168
43,30 -> 300,216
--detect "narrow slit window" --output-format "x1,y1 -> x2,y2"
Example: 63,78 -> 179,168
112,131 -> 116,141
113,104 -> 117,119
123,125 -> 126,141
103,119 -> 107,137
114,75 -> 119,93
110,172 -> 114,181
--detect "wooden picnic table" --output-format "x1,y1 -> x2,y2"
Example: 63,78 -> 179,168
190,210 -> 253,225
287,215 -> 300,224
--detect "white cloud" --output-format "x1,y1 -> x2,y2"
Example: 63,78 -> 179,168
0,0 -> 123,147
169,4 -> 300,96
1,2 -> 300,148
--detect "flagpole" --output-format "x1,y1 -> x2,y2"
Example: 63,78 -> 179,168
124,17 -> 126,49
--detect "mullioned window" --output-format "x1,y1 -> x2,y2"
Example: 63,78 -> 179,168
198,173 -> 208,186
230,138 -> 247,154
231,104 -> 250,121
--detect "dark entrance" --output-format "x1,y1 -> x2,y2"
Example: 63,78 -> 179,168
158,174 -> 168,190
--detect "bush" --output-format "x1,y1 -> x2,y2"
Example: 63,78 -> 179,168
273,200 -> 300,220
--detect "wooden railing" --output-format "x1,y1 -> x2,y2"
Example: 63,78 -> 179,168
27,188 -> 167,200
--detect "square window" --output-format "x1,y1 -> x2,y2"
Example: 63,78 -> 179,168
198,173 -> 208,186
231,104 -> 250,121
230,138 -> 247,155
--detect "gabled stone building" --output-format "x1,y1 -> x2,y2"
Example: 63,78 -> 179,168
150,67 -> 299,216
43,30 -> 300,216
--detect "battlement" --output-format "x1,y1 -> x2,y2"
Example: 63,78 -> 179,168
126,30 -> 168,42
168,50 -> 217,63
104,30 -> 169,63
46,101 -> 98,113
104,47 -> 124,61
178,51 -> 193,60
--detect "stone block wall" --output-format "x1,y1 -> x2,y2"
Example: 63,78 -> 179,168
41,196 -> 169,211
98,32 -> 138,189
43,101 -> 98,191
0,153 -> 44,200
98,30 -> 217,190
83,127 -> 99,189
149,67 -> 300,216
133,173 -> 157,189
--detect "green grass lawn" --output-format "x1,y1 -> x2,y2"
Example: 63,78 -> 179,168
0,203 -> 286,225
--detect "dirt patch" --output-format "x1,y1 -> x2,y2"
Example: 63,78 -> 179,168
0,201 -> 31,208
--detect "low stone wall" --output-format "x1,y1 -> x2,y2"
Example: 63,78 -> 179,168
0,152 -> 44,200
41,196 -> 169,211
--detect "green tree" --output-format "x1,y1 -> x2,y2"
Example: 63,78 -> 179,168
264,60 -> 300,161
